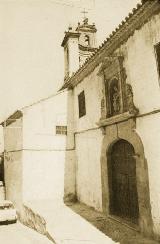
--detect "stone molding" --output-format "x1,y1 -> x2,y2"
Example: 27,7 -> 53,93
97,112 -> 135,128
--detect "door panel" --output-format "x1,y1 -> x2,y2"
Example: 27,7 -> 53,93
110,140 -> 139,223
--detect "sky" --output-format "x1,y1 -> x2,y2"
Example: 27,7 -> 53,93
0,0 -> 140,121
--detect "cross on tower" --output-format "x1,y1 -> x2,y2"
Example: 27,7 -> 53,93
81,8 -> 88,20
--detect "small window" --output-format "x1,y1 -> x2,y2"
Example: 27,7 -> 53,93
155,42 -> 160,81
56,126 -> 67,135
84,35 -> 90,46
78,91 -> 86,118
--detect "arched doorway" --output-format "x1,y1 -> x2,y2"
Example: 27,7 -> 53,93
108,139 -> 139,224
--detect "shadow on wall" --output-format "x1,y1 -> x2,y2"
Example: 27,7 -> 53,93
0,154 -> 4,183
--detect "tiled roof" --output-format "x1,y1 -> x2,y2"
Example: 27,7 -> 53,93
61,0 -> 159,90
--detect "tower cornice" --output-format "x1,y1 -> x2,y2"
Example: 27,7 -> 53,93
79,44 -> 97,52
61,32 -> 80,47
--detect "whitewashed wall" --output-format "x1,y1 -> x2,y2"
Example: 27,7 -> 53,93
70,11 -> 160,226
5,151 -> 23,209
67,38 -> 79,77
22,91 -> 67,150
137,114 -> 160,236
121,13 -> 160,114
75,129 -> 103,211
23,151 -> 65,201
22,90 -> 68,202
120,12 -> 160,236
73,65 -> 102,132
4,118 -> 23,152
71,66 -> 103,210
4,118 -> 23,209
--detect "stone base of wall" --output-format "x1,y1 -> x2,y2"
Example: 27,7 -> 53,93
63,193 -> 77,205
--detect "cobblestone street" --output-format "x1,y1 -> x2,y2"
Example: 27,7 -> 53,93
70,202 -> 159,244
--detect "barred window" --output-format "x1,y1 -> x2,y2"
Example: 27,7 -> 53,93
56,126 -> 67,135
78,91 -> 86,118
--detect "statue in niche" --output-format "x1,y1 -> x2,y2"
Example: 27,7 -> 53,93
126,84 -> 139,115
112,86 -> 120,113
110,80 -> 120,116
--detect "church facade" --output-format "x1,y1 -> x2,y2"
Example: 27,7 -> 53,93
61,0 -> 160,240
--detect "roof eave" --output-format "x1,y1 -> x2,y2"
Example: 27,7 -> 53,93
1,110 -> 23,127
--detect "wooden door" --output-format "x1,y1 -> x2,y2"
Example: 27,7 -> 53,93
109,140 -> 139,223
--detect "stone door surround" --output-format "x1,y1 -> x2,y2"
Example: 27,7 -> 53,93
100,118 -> 153,238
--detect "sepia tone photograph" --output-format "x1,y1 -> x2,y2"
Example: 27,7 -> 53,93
0,0 -> 160,243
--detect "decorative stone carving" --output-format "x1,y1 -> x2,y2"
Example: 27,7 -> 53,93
121,67 -> 127,83
101,97 -> 106,119
126,84 -> 139,115
100,79 -> 107,120
98,56 -> 139,121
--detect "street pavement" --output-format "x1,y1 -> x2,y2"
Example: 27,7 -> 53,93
27,199 -> 118,244
0,222 -> 53,244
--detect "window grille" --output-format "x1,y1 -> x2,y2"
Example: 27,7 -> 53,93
56,126 -> 67,135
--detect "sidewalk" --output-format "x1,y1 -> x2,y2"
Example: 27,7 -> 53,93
25,199 -> 118,244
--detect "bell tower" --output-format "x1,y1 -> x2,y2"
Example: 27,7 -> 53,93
61,18 -> 97,82
76,18 -> 97,66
